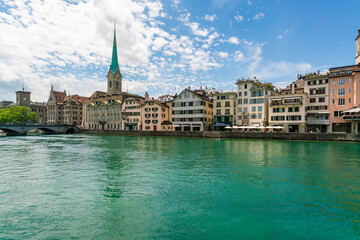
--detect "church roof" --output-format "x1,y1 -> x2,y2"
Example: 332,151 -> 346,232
110,23 -> 120,74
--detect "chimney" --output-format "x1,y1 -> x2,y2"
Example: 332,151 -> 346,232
318,70 -> 320,75
200,86 -> 202,91
188,86 -> 190,90
291,83 -> 295,94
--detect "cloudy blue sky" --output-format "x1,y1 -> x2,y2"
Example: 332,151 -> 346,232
0,0 -> 359,102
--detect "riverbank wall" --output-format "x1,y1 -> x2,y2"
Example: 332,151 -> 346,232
82,130 -> 359,142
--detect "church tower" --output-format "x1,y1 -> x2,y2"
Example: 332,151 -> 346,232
107,22 -> 122,94
356,28 -> 360,65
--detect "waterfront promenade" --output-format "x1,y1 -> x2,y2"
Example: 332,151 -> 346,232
83,129 -> 359,142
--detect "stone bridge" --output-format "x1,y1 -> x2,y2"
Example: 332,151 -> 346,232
0,124 -> 80,136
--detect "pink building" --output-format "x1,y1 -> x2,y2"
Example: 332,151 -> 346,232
329,65 -> 360,133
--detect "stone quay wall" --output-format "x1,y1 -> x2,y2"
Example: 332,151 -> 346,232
82,130 -> 359,142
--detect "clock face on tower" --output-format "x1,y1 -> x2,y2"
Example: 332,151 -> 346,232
23,97 -> 27,100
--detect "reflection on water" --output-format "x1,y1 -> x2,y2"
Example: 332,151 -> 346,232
1,135 -> 360,239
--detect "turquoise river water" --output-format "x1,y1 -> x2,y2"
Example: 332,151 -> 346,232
1,134 -> 360,239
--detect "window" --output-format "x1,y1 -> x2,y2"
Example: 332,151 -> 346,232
349,77 -> 352,83
286,116 -> 301,121
216,102 -> 221,107
244,92 -> 248,96
250,114 -> 257,119
244,84 -> 247,89
225,109 -> 230,114
271,116 -> 285,121
238,107 -> 242,112
332,80 -> 335,85
310,98 -> 316,103
273,108 -> 285,113
216,109 -> 221,115
189,102 -> 193,106
224,116 -> 230,122
294,107 -> 299,112
243,107 -> 248,112
225,101 -> 230,107
338,98 -> 345,106
244,99 -> 248,104
332,89 -> 335,95
318,88 -> 326,94
238,99 -> 242,104
338,79 -> 345,86
349,88 -> 352,94
185,92 -> 190,98
238,92 -> 242,97
334,111 -> 339,117
258,113 -> 262,119
258,106 -> 262,111
349,98 -> 351,103
288,107 -> 293,112
338,88 -> 345,96
319,98 -> 325,103
252,106 -> 256,112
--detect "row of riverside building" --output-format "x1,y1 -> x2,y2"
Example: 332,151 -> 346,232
2,27 -> 360,135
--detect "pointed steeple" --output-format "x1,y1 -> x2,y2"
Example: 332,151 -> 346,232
110,20 -> 119,74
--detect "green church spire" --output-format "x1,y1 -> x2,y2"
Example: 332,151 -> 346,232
110,21 -> 119,74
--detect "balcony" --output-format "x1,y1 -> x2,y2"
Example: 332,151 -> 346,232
343,114 -> 360,121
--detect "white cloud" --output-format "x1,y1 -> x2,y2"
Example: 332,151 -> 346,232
248,0 -> 252,5
234,15 -> 244,22
218,52 -> 228,58
278,35 -> 283,39
234,51 -> 245,62
204,14 -> 216,22
227,36 -> 240,45
253,12 -> 265,20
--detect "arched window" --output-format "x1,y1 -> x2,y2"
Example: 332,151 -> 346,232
116,81 -> 119,89
109,81 -> 112,88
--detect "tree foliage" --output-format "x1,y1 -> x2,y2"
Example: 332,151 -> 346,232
0,106 -> 38,123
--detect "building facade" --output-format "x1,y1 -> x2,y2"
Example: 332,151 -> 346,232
236,78 -> 275,127
141,99 -> 172,131
47,87 -> 87,125
268,92 -> 308,133
122,98 -> 143,130
328,65 -> 360,133
302,73 -> 330,133
172,88 -> 213,131
213,91 -> 236,130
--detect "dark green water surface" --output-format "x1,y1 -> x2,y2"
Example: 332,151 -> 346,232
1,134 -> 360,239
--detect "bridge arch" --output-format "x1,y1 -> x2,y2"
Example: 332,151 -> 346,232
66,128 -> 76,134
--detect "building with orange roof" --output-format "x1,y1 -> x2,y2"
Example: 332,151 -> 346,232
46,86 -> 88,125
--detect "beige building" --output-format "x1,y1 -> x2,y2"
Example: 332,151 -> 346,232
268,88 -> 308,133
172,88 -> 213,131
235,77 -> 275,127
302,72 -> 330,133
213,91 -> 237,130
141,98 -> 172,131
122,97 -> 143,130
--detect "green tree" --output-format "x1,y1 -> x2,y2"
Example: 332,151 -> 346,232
0,106 -> 38,123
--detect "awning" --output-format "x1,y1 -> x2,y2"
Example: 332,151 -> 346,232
225,126 -> 232,129
214,122 -> 230,127
343,107 -> 360,113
